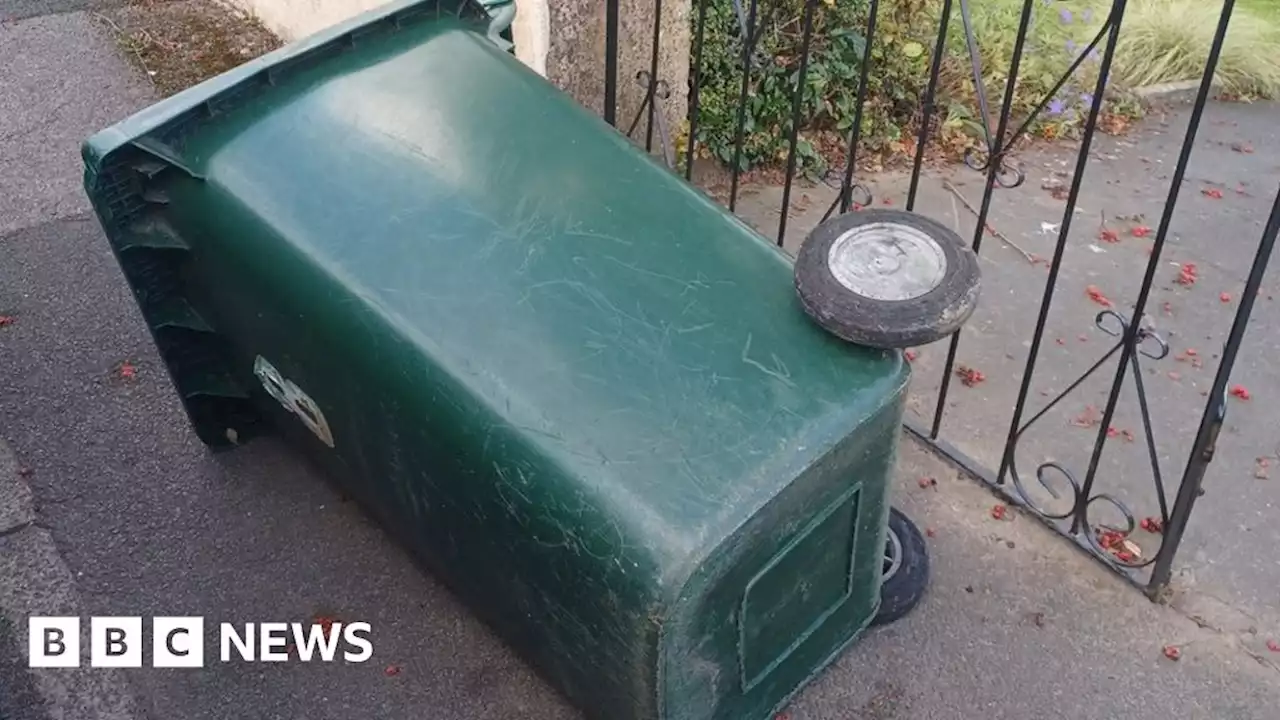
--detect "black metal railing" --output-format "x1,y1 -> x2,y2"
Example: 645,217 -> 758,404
597,0 -> 1277,598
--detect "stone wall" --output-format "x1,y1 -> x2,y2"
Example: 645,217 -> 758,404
544,0 -> 690,160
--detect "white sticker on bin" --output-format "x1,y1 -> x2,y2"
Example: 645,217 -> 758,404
253,355 -> 335,448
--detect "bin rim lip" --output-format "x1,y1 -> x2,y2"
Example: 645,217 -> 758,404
81,0 -> 501,174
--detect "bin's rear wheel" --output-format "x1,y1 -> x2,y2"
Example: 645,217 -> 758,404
794,209 -> 980,349
872,507 -> 929,626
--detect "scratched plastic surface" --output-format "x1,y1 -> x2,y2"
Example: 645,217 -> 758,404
81,2 -> 910,718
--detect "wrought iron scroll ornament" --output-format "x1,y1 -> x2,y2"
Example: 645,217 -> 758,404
626,71 -> 677,169
1003,310 -> 1174,569
957,0 -> 1120,190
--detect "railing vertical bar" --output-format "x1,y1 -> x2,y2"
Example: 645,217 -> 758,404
684,0 -> 710,181
645,0 -> 665,151
1148,183 -> 1280,594
604,0 -> 620,125
906,0 -> 953,211
776,0 -> 820,247
836,0 -> 881,213
996,0 -> 1128,484
728,0 -> 761,211
1074,0 -> 1237,519
929,0 -> 1038,439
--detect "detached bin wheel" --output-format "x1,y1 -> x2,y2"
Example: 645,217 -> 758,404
794,209 -> 980,349
872,507 -> 929,626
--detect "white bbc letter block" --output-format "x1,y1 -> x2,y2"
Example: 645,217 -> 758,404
28,617 -> 80,667
153,617 -> 205,668
91,617 -> 142,667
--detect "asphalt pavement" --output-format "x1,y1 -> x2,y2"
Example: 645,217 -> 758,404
2,4 -> 1279,719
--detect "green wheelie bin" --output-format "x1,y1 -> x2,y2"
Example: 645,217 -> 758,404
81,1 -> 918,717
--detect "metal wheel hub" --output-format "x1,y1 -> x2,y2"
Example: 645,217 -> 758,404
826,222 -> 947,302
883,526 -> 903,581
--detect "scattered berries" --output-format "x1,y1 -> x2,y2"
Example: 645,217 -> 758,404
1175,263 -> 1198,286
991,504 -> 1007,520
1202,188 -> 1224,199
1162,645 -> 1181,661
1230,385 -> 1251,401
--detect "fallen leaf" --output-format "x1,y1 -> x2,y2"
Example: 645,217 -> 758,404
1122,429 -> 1135,443
313,614 -> 338,637
1230,142 -> 1254,154
1098,530 -> 1124,549
1140,517 -> 1163,533
1071,405 -> 1101,428
955,364 -> 986,387
1099,228 -> 1119,243
1056,337 -> 1066,345
1168,371 -> 1182,381
1220,292 -> 1232,303
1116,550 -> 1134,562
1085,285 -> 1113,307
1230,385 -> 1251,401
1202,187 -> 1224,199
1162,645 -> 1181,661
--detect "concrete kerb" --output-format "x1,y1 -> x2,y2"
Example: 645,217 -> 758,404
0,439 -> 142,720
1132,79 -> 1220,104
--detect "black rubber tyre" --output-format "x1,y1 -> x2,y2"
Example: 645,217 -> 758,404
872,507 -> 930,627
794,209 -> 980,349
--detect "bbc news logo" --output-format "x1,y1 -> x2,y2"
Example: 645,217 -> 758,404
28,617 -> 373,667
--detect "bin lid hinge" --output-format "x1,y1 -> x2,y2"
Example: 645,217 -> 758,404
129,136 -> 205,181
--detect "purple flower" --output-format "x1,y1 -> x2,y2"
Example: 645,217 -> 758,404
1083,8 -> 1094,22
1048,98 -> 1065,115
1066,39 -> 1077,53
1080,92 -> 1095,106
1088,47 -> 1100,62
1059,8 -> 1073,23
